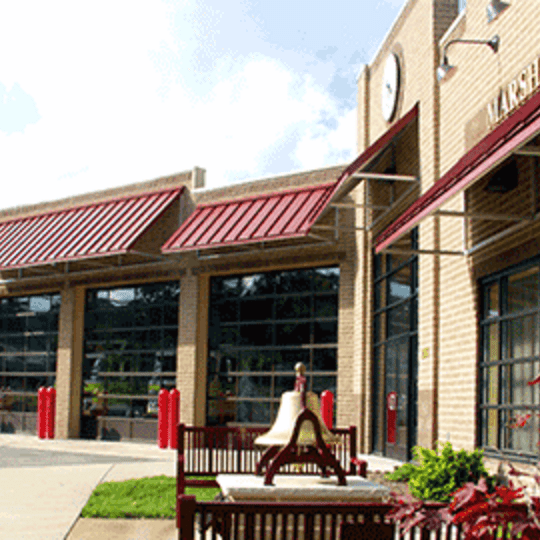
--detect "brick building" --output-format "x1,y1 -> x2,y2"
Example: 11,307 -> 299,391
359,0 -> 540,462
0,0 -> 539,465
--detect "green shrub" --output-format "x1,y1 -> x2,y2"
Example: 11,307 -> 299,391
385,461 -> 418,483
395,442 -> 494,502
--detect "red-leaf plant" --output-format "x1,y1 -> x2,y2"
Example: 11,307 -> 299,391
386,375 -> 540,539
388,478 -> 540,539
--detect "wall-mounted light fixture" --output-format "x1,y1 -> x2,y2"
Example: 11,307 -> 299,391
486,0 -> 510,23
437,35 -> 500,83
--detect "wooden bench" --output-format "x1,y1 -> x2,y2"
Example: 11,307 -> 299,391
176,424 -> 361,495
177,496 -> 457,540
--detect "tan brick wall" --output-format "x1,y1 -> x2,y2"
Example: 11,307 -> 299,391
357,67 -> 370,153
433,195 -> 478,450
194,165 -> 346,205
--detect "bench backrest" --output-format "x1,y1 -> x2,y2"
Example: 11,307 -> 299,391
177,496 -> 458,540
176,424 -> 358,493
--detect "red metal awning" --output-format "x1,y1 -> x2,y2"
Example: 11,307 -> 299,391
317,104 -> 419,212
162,183 -> 335,253
0,187 -> 183,270
375,90 -> 540,253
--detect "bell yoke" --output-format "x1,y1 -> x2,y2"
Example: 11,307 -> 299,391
254,362 -> 347,486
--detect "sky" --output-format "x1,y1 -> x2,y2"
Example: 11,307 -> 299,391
0,0 -> 406,210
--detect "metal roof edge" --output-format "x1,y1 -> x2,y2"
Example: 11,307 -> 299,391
192,163 -> 348,196
0,186 -> 184,226
187,182 -> 335,211
0,172 -> 191,222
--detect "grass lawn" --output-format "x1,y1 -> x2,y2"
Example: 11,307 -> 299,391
81,475 -> 220,519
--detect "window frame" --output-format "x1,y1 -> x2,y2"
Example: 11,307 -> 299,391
207,266 -> 339,426
478,258 -> 540,461
0,293 -> 61,412
82,281 -> 180,419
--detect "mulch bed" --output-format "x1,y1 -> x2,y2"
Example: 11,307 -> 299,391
366,470 -> 412,498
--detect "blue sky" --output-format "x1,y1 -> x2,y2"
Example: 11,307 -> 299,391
0,0 -> 405,209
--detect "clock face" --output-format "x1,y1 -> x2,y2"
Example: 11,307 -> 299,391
381,53 -> 400,122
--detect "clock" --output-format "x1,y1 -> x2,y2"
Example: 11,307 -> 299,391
381,53 -> 400,122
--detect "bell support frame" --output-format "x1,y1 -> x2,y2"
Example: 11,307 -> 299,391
254,362 -> 348,486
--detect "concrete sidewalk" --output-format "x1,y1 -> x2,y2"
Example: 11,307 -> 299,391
0,434 -> 176,540
0,433 -> 403,540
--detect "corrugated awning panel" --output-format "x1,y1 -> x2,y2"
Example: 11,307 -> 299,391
162,183 -> 335,252
375,90 -> 540,253
0,187 -> 183,270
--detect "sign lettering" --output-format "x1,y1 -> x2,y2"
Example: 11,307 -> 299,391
487,56 -> 540,127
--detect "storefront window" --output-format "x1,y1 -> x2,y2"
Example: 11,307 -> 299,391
207,267 -> 339,426
82,282 -> 180,419
479,262 -> 540,459
372,229 -> 418,462
0,293 -> 60,412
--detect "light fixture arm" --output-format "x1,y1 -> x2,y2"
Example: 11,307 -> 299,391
441,35 -> 500,65
437,35 -> 500,82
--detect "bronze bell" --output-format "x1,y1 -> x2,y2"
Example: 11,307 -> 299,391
255,363 -> 340,447
254,362 -> 347,486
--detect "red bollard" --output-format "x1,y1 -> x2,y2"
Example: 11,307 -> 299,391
46,387 -> 56,439
386,391 -> 397,445
157,388 -> 169,449
321,390 -> 334,429
37,387 -> 47,439
168,389 -> 180,449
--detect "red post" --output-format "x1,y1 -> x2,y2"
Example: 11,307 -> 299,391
37,387 -> 47,439
157,388 -> 169,449
387,391 -> 397,444
46,387 -> 56,439
168,388 -> 180,449
320,390 -> 334,429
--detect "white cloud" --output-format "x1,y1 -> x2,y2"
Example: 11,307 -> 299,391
294,107 -> 356,169
0,1 -> 356,209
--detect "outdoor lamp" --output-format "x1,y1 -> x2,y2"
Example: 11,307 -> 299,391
437,35 -> 500,83
486,0 -> 510,23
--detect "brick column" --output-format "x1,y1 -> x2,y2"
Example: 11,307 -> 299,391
55,285 -> 85,439
336,191 -> 363,444
417,217 -> 440,449
177,271 -> 205,426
